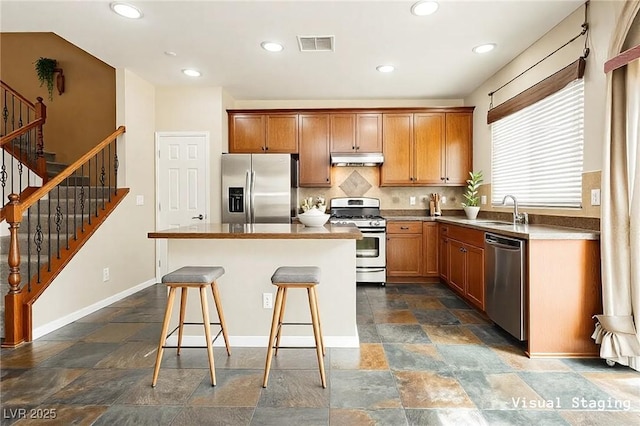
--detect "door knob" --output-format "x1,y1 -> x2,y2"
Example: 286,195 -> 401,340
192,214 -> 204,220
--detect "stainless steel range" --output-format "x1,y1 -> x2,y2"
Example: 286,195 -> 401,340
329,197 -> 386,285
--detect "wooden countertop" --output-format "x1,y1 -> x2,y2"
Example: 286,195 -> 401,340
148,223 -> 363,240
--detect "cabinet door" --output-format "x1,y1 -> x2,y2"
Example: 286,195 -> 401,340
266,114 -> 298,153
414,113 -> 445,184
299,114 -> 331,187
439,236 -> 449,282
356,113 -> 382,152
386,234 -> 423,277
229,114 -> 265,153
448,239 -> 466,294
330,114 -> 356,152
444,112 -> 472,184
422,222 -> 439,277
381,114 -> 413,185
465,245 -> 485,310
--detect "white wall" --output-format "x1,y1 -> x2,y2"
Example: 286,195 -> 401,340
32,69 -> 157,336
464,1 -> 628,217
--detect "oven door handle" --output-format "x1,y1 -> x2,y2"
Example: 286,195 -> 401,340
359,230 -> 386,234
357,268 -> 387,273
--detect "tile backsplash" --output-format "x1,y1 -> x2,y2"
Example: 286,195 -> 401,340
299,166 -> 465,211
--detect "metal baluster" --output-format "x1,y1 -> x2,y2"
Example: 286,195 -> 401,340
2,89 -> 8,135
18,98 -> 22,129
66,178 -> 70,250
80,165 -> 85,233
10,138 -> 14,194
108,142 -> 112,202
88,159 -> 92,225
17,133 -> 24,192
27,205 -> 32,292
1,151 -> 6,203
48,189 -> 51,271
55,185 -> 62,259
73,171 -> 78,240
114,150 -> 119,196
94,154 -> 99,217
100,149 -> 105,210
35,199 -> 42,284
11,95 -> 15,131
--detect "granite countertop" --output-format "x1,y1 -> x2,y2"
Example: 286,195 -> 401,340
148,223 -> 363,240
383,214 -> 599,240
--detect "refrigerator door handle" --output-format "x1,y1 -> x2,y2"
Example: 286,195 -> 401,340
250,170 -> 256,223
245,170 -> 251,223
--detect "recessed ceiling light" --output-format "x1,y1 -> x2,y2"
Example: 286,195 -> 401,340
411,1 -> 439,16
110,2 -> 143,19
164,51 -> 177,57
182,69 -> 201,77
376,65 -> 395,73
261,41 -> 284,52
473,43 -> 496,54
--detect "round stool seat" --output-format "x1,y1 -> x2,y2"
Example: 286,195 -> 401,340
162,266 -> 225,284
271,266 -> 320,285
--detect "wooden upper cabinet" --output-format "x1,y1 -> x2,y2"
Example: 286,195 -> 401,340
266,114 -> 298,153
414,113 -> 445,184
229,114 -> 266,153
381,113 -> 413,185
444,112 -> 472,184
299,114 -> 331,187
228,112 -> 298,153
330,113 -> 382,153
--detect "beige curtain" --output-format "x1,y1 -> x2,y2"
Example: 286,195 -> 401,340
593,58 -> 640,371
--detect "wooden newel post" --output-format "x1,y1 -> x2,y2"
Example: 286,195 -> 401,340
3,193 -> 24,347
35,97 -> 47,181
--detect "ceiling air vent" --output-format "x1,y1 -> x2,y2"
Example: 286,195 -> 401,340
297,35 -> 335,52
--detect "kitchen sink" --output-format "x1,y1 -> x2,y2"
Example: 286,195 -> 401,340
476,220 -> 513,226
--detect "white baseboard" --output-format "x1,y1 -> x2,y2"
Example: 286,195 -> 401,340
32,278 -> 157,340
166,331 -> 360,348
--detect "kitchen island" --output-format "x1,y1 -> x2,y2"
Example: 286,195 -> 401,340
148,223 -> 362,348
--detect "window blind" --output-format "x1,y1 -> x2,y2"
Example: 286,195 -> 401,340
491,79 -> 584,208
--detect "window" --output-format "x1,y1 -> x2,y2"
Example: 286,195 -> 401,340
491,79 -> 584,208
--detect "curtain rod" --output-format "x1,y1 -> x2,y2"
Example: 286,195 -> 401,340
604,44 -> 640,73
488,1 -> 590,101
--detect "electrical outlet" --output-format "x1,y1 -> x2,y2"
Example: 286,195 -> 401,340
409,196 -> 416,205
136,195 -> 144,205
103,267 -> 110,282
590,189 -> 601,206
263,292 -> 273,309
441,196 -> 447,204
481,195 -> 487,205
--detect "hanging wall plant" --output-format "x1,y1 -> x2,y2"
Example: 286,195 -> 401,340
34,57 -> 64,101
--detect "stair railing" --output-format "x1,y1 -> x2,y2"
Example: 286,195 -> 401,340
3,126 -> 126,347
1,81 -> 48,219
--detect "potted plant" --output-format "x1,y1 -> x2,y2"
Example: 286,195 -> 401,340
461,170 -> 483,220
35,57 -> 64,101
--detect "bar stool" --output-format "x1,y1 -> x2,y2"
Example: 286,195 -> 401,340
152,266 -> 230,387
262,266 -> 326,388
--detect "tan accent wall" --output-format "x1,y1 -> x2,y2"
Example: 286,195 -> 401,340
0,32 -> 115,164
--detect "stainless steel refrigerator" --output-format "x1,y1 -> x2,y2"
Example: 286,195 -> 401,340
222,153 -> 298,224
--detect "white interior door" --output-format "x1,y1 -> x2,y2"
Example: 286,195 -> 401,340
155,132 -> 210,280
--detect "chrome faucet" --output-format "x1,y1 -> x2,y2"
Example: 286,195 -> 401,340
502,195 -> 528,224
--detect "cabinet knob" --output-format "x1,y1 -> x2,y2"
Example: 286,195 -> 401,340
352,146 -> 356,150
356,146 -> 360,150
459,247 -> 464,252
326,178 -> 329,182
445,177 -> 449,181
265,146 -> 269,151
441,177 -> 445,181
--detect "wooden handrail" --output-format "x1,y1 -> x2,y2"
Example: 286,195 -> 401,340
18,126 -> 126,212
0,81 -> 36,110
0,118 -> 44,147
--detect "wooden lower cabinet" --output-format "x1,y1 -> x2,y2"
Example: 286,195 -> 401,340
422,222 -> 438,277
439,223 -> 485,311
386,221 -> 439,281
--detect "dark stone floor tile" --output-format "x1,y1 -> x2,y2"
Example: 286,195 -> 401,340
423,325 -> 482,345
250,407 -> 328,426
519,371 -> 622,411
451,309 -> 491,325
118,368 -> 206,405
74,307 -> 124,323
394,371 -> 475,409
357,311 -> 375,325
368,294 -> 409,310
0,404 -> 38,426
268,348 -> 330,371
37,322 -> 103,341
82,322 -> 148,342
93,405 -> 181,426
383,343 -> 447,372
188,369 -> 262,407
482,409 -> 569,425
560,410 -> 640,425
357,324 -> 381,343
377,324 -> 431,344
17,405 -> 108,426
0,341 -> 74,369
581,371 -> 640,411
330,408 -> 408,426
454,371 -> 542,410
467,324 -> 517,346
561,357 -> 632,373
330,370 -> 401,409
258,370 -> 330,408
212,346 -> 265,369
405,408 -> 487,426
110,308 -> 165,323
372,309 -> 418,324
1,368 -> 86,405
437,345 -> 511,373
94,341 -> 158,369
127,322 -> 165,342
394,283 -> 451,296
413,309 -> 460,325
438,296 -> 472,310
46,369 -> 146,405
330,344 -> 388,370
173,407 -> 254,426
38,342 -> 119,368
364,284 -> 398,295
403,295 -> 446,310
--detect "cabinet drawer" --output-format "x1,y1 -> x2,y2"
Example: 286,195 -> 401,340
448,225 -> 485,248
387,221 -> 422,234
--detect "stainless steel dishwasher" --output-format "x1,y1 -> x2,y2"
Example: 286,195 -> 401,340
484,233 -> 527,341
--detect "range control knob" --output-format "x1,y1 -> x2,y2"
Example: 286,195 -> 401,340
371,220 -> 381,227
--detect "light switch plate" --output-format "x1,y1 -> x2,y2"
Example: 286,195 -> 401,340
481,195 -> 487,205
590,189 -> 601,206
409,196 -> 416,205
136,195 -> 144,206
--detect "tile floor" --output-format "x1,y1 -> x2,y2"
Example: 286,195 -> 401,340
1,282 -> 639,425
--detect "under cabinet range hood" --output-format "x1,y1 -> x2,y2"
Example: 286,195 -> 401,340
331,152 -> 384,166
